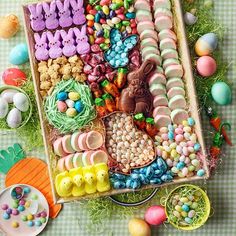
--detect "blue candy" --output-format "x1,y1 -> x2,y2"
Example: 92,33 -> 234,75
151,162 -> 158,169
154,169 -> 163,177
96,30 -> 104,37
197,169 -> 205,177
23,187 -> 31,194
187,117 -> 195,126
161,174 -> 173,182
176,161 -> 185,170
125,12 -> 136,19
35,220 -> 42,227
113,181 -> 126,189
113,173 -> 126,180
98,11 -> 106,18
168,131 -> 174,140
27,221 -> 34,227
194,143 -> 201,151
131,180 -> 141,189
109,10 -> 116,18
139,174 -> 149,184
182,204 -> 190,212
57,92 -> 68,101
75,101 -> 84,113
18,205 -> 25,212
168,124 -> 174,131
156,158 -> 168,172
3,212 -> 10,220
126,178 -> 133,188
150,178 -> 162,185
94,13 -> 101,23
185,217 -> 193,224
145,166 -> 154,179
130,173 -> 140,180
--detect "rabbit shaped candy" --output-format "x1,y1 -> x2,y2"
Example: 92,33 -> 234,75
34,32 -> 49,61
42,1 -> 59,30
60,29 -> 77,57
47,31 -> 63,59
28,3 -> 45,32
70,0 -> 86,25
56,0 -> 73,28
74,25 -> 90,54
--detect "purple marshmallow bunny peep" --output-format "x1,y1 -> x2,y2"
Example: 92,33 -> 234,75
74,25 -> 90,55
42,0 -> 59,30
28,3 -> 45,32
70,0 -> 86,25
56,0 -> 73,28
60,28 -> 77,57
47,31 -> 63,59
34,32 -> 49,61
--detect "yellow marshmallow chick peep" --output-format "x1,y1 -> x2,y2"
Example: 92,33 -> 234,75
55,172 -> 73,197
94,163 -> 111,192
69,167 -> 85,197
83,166 -> 97,194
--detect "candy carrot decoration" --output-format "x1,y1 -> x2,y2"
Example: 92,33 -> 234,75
114,67 -> 128,89
205,105 -> 232,146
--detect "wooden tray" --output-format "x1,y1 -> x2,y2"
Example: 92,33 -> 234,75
22,0 -> 209,204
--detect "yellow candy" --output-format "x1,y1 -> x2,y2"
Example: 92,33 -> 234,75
68,92 -> 80,101
25,201 -> 31,208
69,168 -> 86,197
66,108 -> 77,117
12,221 -> 19,228
94,163 -> 111,192
104,38 -> 110,44
182,120 -> 188,126
181,211 -> 188,217
86,14 -> 94,20
102,5 -> 109,15
55,172 -> 73,197
170,149 -> 177,158
89,35 -> 95,44
27,214 -> 34,220
175,205 -> 182,212
120,26 -> 126,32
180,197 -> 189,203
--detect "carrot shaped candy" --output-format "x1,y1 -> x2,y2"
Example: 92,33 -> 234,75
205,105 -> 233,146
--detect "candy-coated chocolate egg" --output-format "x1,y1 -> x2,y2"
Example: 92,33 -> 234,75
2,68 -> 27,86
184,12 -> 197,25
0,14 -> 20,39
57,101 -> 67,112
1,89 -> 18,103
9,43 -> 29,65
195,33 -> 218,56
128,218 -> 151,236
196,56 -> 217,77
68,92 -> 80,101
13,92 -> 29,112
57,92 -> 68,101
6,108 -> 22,128
66,108 -> 77,117
0,97 -> 9,118
145,205 -> 167,225
211,82 -> 232,105
65,99 -> 75,108
75,100 -> 84,113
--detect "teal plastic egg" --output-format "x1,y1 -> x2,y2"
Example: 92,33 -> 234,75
9,43 -> 29,65
195,33 -> 218,56
211,82 -> 232,105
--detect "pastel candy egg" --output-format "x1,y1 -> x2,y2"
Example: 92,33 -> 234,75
1,89 -> 18,103
195,33 -> 218,56
0,97 -> 9,118
184,12 -> 197,25
75,100 -> 84,113
57,101 -> 67,112
211,82 -> 232,105
1,204 -> 8,210
27,220 -> 34,227
9,43 -> 29,65
65,99 -> 75,108
66,108 -> 77,117
7,108 -> 22,128
68,92 -> 80,101
35,220 -> 42,227
57,92 -> 68,101
13,92 -> 29,112
196,56 -> 217,77
197,169 -> 205,176
2,68 -> 26,86
3,212 -> 10,219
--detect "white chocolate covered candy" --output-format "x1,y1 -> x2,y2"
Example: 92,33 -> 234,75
161,48 -> 178,60
148,73 -> 167,85
163,58 -> 180,69
160,38 -> 177,51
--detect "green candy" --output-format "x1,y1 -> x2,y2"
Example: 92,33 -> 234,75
104,29 -> 110,38
127,0 -> 133,3
95,5 -> 102,11
124,0 -> 129,9
115,22 -> 122,29
122,20 -> 130,26
100,43 -> 109,50
40,217 -> 46,223
110,3 -> 122,10
12,202 -> 19,209
21,215 -> 27,221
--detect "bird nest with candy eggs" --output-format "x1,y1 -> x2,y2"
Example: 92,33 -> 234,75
22,0 -> 209,203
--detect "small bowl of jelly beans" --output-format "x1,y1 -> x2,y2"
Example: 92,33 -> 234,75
165,184 -> 211,230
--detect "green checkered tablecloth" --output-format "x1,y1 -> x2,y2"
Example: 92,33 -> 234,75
0,0 -> 236,235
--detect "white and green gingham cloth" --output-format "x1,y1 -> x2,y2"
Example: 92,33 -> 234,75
0,0 -> 236,235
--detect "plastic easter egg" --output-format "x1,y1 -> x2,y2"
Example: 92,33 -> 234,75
13,92 -> 29,112
145,205 -> 167,225
1,89 -> 18,103
0,14 -> 20,39
196,56 -> 217,77
195,33 -> 218,56
211,82 -> 232,105
6,108 -> 22,128
9,43 -> 29,65
128,218 -> 151,236
57,101 -> 67,112
0,97 -> 9,118
2,68 -> 27,86
184,12 -> 197,25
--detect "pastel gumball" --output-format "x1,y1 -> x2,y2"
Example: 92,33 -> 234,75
160,38 -> 176,51
196,56 -> 217,77
165,64 -> 184,78
73,152 -> 84,168
142,46 -> 159,58
62,135 -> 75,153
154,8 -> 173,19
137,21 -> 154,34
166,78 -> 184,90
141,38 -> 158,49
167,87 -> 185,99
163,58 -> 180,69
65,154 -> 74,170
134,0 -> 151,11
86,131 -> 104,150
150,84 -> 166,96
82,151 -> 94,166
171,109 -> 189,124
53,137 -> 68,157
158,29 -> 177,41
71,131 -> 82,152
161,48 -> 178,60
144,54 -> 162,66
136,10 -> 153,22
140,29 -> 158,41
154,115 -> 171,128
153,106 -> 171,117
78,133 -> 89,150
154,0 -> 171,10
155,16 -> 173,31
168,95 -> 186,110
57,157 -> 66,172
148,73 -> 167,86
153,95 -> 168,107
90,150 -> 108,165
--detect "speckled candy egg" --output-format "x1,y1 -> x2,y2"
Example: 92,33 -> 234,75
66,108 -> 77,117
57,101 -> 67,112
9,43 -> 29,65
195,33 -> 218,56
2,68 -> 27,86
0,97 -> 9,118
196,56 -> 217,77
13,93 -> 29,112
7,108 -> 22,128
211,82 -> 232,105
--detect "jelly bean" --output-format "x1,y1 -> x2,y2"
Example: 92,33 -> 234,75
89,9 -> 97,15
100,0 -> 111,6
194,143 -> 201,151
131,180 -> 141,189
114,181 -> 126,189
102,24 -> 111,30
154,169 -> 163,177
86,4 -> 92,13
95,5 -> 102,11
1,204 -> 8,210
102,5 -> 109,15
188,117 -> 195,126
188,165 -> 195,172
150,178 -> 162,185
86,14 -> 94,20
181,211 -> 188,217
168,132 -> 174,140
66,108 -> 77,117
176,161 -> 185,170
197,169 -> 205,176
112,17 -> 121,24
157,158 -> 168,172
122,20 -> 130,26
145,166 -> 154,179
3,212 -> 10,219
89,35 -> 95,44
139,174 -> 149,184
185,217 -> 192,224
188,210 -> 196,218
94,22 -> 103,31
95,37 -> 105,44
104,38 -> 110,44
94,13 -> 101,23
173,211 -> 181,218
191,159 -> 200,167
125,12 -> 135,19
175,205 -> 182,212
87,27 -> 94,35
57,91 -> 67,101
98,10 -> 106,19
124,0 -> 129,9
161,174 -> 173,182
100,43 -> 109,50
87,20 -> 94,27
117,14 -> 125,20
109,10 -> 116,18
130,173 -> 139,179
182,204 -> 190,212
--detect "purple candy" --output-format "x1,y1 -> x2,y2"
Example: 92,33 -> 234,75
1,204 -> 8,210
109,10 -> 116,18
40,211 -> 47,218
12,209 -> 19,216
35,212 -> 41,218
19,200 -> 25,206
96,30 -> 104,37
6,208 -> 12,215
98,11 -> 106,18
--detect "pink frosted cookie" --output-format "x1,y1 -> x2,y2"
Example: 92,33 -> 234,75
154,8 -> 173,19
82,151 -> 94,166
150,84 -> 166,96
64,154 -> 74,170
144,53 -> 162,66
90,150 -> 108,165
140,29 -> 158,41
62,135 -> 75,153
153,95 -> 168,107
168,95 -> 186,110
154,0 -> 171,10
158,29 -> 177,41
57,157 -> 66,172
161,48 -> 178,60
171,109 -> 189,124
78,133 -> 89,150
86,131 -> 104,150
142,46 -> 160,58
163,58 -> 180,69
136,10 -> 153,22
137,21 -> 154,34
155,16 -> 173,32
167,87 -> 185,99
160,38 -> 177,51
154,115 -> 171,128
166,78 -> 184,90
134,0 -> 151,11
71,131 -> 82,152
148,72 -> 166,85
141,38 -> 158,49
153,106 -> 171,117
73,152 -> 84,168
165,64 -> 184,78
53,137 -> 68,157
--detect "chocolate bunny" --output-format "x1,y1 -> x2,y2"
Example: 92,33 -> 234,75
119,60 -> 156,116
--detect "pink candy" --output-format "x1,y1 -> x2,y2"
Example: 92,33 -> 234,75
175,134 -> 183,142
175,127 -> 183,134
161,133 -> 168,141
